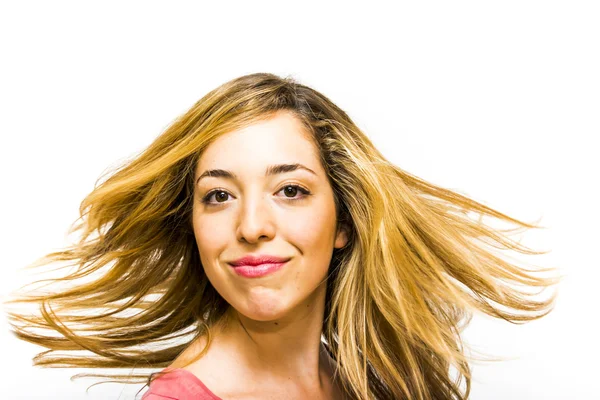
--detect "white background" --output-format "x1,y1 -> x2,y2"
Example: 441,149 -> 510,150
1,1 -> 598,399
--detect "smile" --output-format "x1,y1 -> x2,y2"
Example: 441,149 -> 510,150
229,261 -> 288,278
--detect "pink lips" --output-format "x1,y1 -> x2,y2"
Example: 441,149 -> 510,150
228,254 -> 290,278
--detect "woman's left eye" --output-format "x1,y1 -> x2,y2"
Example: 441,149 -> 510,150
277,184 -> 311,200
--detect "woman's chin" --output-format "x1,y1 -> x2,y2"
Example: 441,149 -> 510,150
242,302 -> 289,322
232,294 -> 294,323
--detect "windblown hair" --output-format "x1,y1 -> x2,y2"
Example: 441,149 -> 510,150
6,72 -> 561,400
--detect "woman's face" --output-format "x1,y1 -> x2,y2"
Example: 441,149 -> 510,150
192,111 -> 348,322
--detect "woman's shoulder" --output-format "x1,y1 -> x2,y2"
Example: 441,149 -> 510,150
142,368 -> 223,400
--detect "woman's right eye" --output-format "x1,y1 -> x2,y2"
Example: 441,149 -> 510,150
202,189 -> 231,205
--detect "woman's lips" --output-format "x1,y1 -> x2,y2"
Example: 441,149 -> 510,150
229,254 -> 290,266
230,261 -> 288,278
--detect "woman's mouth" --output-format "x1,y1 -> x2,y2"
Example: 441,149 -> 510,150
229,261 -> 288,278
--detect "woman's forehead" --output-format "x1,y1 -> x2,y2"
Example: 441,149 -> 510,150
195,112 -> 321,178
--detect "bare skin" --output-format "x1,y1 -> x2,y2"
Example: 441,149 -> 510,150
169,111 -> 350,399
172,308 -> 348,399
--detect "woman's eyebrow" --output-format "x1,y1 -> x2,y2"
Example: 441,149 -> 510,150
196,163 -> 317,185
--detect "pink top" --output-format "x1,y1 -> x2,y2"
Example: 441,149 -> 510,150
141,368 -> 223,400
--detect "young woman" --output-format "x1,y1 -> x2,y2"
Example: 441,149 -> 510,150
6,73 -> 561,399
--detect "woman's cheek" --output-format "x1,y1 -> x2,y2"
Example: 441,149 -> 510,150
193,215 -> 229,257
286,204 -> 336,252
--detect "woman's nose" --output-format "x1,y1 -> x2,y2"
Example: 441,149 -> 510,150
235,195 -> 276,244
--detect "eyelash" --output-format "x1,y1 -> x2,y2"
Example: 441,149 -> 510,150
201,184 -> 311,206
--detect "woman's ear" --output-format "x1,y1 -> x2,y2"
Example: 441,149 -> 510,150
334,223 -> 349,249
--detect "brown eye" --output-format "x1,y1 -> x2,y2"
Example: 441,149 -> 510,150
283,185 -> 298,198
214,191 -> 229,202
277,184 -> 310,201
202,189 -> 231,205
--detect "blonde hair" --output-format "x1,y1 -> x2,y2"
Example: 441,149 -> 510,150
5,72 -> 561,400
